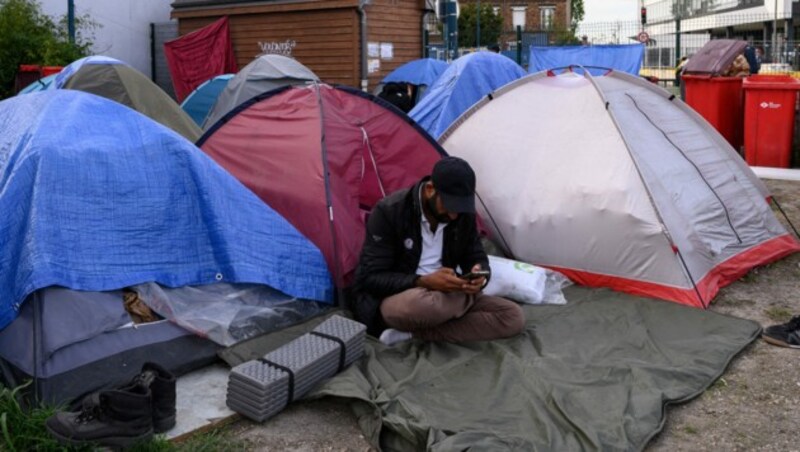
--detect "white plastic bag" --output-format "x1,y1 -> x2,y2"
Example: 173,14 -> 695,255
483,256 -> 571,305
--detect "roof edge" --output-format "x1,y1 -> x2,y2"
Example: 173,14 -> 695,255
172,0 -> 359,16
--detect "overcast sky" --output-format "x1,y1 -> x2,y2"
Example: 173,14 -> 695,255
584,0 -> 638,22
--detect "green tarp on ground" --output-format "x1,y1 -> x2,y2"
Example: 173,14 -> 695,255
221,287 -> 760,451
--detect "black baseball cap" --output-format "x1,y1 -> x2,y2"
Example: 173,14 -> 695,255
431,157 -> 476,214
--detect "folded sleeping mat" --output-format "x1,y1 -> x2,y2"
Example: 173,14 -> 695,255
226,315 -> 365,422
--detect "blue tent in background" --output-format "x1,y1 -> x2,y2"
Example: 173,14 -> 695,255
17,74 -> 58,94
180,74 -> 233,126
529,44 -> 645,76
382,58 -> 448,88
409,52 -> 526,139
0,90 -> 333,331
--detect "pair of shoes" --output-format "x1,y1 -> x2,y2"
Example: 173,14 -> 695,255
45,362 -> 176,448
379,328 -> 413,346
762,316 -> 800,349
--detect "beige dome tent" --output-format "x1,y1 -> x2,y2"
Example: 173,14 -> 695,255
52,56 -> 201,142
440,69 -> 800,307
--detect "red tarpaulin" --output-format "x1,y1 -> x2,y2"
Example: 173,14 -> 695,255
164,16 -> 238,102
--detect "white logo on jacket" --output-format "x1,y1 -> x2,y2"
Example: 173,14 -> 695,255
404,238 -> 414,249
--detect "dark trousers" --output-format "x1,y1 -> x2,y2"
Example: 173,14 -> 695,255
380,288 -> 525,343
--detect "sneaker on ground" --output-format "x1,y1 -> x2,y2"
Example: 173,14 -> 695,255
379,328 -> 413,346
762,315 -> 800,349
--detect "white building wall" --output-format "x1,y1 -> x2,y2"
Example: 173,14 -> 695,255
40,0 -> 174,76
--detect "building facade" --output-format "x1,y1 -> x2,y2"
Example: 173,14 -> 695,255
171,0 -> 429,91
40,0 -> 174,77
640,0 -> 797,67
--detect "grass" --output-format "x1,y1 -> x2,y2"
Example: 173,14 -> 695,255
0,382 -> 244,452
0,381 -> 66,451
764,306 -> 793,323
683,425 -> 698,435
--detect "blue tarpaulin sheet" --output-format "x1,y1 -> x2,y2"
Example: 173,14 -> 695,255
409,52 -> 526,139
0,90 -> 334,330
529,44 -> 645,76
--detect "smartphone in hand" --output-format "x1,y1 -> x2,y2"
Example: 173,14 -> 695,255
460,270 -> 490,280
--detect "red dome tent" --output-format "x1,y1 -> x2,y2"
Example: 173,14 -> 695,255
198,84 -> 445,286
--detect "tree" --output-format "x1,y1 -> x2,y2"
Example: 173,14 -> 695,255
0,0 -> 96,99
570,0 -> 584,34
458,3 -> 503,48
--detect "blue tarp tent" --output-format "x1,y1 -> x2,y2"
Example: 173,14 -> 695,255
0,90 -> 334,331
409,52 -> 526,139
180,74 -> 233,126
382,58 -> 448,88
17,74 -> 57,94
529,44 -> 645,76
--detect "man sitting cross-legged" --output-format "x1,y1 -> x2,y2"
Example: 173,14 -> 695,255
352,157 -> 525,345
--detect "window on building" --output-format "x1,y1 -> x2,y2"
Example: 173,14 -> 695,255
512,6 -> 527,29
493,6 -> 500,16
540,6 -> 555,30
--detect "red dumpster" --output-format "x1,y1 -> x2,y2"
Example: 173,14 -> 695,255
42,66 -> 63,76
742,75 -> 800,168
683,75 -> 744,151
14,64 -> 42,94
681,39 -> 751,152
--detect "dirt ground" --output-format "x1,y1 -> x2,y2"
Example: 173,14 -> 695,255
228,178 -> 800,452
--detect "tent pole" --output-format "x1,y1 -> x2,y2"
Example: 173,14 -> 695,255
313,82 -> 346,303
772,197 -> 800,239
32,292 -> 41,403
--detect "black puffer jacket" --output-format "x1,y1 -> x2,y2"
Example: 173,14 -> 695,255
352,177 -> 490,336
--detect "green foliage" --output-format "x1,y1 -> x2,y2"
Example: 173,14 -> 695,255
764,306 -> 793,323
0,380 -> 244,451
570,0 -> 584,32
0,381 -> 69,451
457,3 -> 503,48
551,25 -> 581,46
0,0 -> 97,99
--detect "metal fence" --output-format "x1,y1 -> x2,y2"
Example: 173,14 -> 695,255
426,11 -> 800,80
577,12 -> 799,77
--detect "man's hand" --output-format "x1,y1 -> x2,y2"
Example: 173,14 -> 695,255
417,268 -> 470,293
462,264 -> 486,295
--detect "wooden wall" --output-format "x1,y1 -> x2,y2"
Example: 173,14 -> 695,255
172,0 -> 426,90
365,0 -> 426,87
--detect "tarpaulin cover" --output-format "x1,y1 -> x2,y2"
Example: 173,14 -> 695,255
164,16 -> 238,102
409,52 -> 526,139
529,44 -> 645,76
0,90 -> 333,331
199,84 -> 446,286
134,282 -> 331,346
181,73 -> 233,125
382,58 -> 449,88
222,287 -> 760,451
